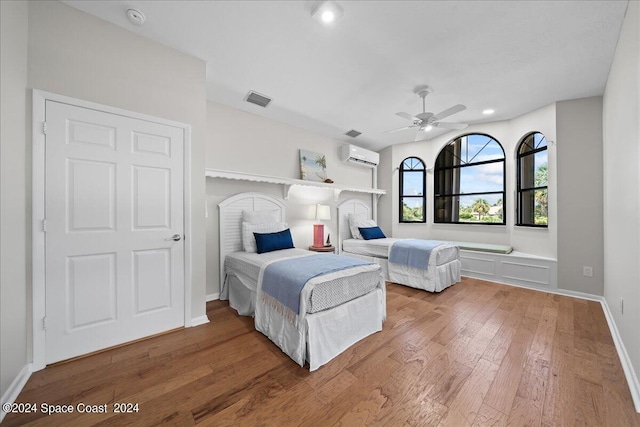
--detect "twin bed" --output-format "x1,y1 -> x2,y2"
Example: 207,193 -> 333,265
218,193 -> 461,371
337,199 -> 461,292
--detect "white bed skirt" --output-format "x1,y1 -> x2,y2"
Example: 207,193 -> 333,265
343,253 -> 461,292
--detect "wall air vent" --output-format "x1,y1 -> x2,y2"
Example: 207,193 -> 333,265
344,129 -> 362,138
244,91 -> 272,108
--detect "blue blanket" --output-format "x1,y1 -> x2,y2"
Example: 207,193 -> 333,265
262,254 -> 370,315
389,239 -> 444,270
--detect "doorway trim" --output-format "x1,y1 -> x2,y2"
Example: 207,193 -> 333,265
31,89 -> 194,371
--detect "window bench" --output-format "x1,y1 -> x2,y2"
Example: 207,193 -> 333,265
446,242 -> 557,289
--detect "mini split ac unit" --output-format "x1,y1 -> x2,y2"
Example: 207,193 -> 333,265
341,144 -> 379,168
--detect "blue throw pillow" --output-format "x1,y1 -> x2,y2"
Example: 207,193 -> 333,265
358,226 -> 386,240
254,228 -> 295,254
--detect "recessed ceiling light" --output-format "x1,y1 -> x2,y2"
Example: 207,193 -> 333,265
483,109 -> 495,115
312,1 -> 344,26
126,8 -> 146,25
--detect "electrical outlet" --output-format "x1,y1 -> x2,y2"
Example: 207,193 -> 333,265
620,298 -> 624,314
583,266 -> 593,277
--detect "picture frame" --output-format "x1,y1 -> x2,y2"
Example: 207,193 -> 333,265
299,149 -> 327,182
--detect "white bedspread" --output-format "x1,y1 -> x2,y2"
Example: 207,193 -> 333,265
342,238 -> 461,292
254,255 -> 384,370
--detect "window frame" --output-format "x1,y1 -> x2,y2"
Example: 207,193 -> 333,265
433,133 -> 506,225
516,132 -> 548,228
399,156 -> 426,223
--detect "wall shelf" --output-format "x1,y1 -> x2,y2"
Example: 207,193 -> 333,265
206,168 -> 385,202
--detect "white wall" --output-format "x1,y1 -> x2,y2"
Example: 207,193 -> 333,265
206,101 -> 374,296
1,0 -> 29,399
556,97 -> 604,295
377,104 -> 557,258
27,0 -> 208,321
603,0 -> 640,395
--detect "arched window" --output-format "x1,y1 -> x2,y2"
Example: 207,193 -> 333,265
434,133 -> 505,224
517,132 -> 548,226
399,157 -> 426,223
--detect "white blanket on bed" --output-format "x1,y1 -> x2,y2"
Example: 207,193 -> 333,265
254,256 -> 384,370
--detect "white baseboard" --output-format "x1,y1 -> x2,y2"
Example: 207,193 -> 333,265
0,363 -> 32,423
466,275 -> 602,302
600,298 -> 640,413
206,292 -> 220,302
190,315 -> 210,327
465,275 -> 639,413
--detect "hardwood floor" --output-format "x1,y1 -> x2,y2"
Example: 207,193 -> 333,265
5,278 -> 639,426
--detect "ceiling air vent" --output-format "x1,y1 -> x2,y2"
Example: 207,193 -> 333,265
344,129 -> 362,138
244,91 -> 272,108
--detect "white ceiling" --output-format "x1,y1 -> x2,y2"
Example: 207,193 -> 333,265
63,0 -> 628,151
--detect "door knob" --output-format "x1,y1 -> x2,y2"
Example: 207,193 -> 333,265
165,234 -> 182,241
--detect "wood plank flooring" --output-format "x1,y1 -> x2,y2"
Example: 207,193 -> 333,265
5,278 -> 639,426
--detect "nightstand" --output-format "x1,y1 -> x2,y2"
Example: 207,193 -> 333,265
308,245 -> 335,253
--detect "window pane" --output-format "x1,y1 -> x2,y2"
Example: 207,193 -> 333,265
534,133 -> 547,150
402,171 -> 423,196
464,134 -> 504,163
519,150 -> 547,189
459,162 -> 504,194
401,197 -> 424,222
534,151 -> 548,186
435,195 -> 504,223
519,132 -> 547,155
520,188 -> 548,225
403,157 -> 424,170
435,161 -> 504,195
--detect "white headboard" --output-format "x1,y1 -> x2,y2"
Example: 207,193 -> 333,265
218,192 -> 286,287
337,199 -> 371,254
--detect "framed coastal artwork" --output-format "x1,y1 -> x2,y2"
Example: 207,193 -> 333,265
299,149 -> 327,182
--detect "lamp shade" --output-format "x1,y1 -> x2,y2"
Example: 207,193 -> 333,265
308,204 -> 331,221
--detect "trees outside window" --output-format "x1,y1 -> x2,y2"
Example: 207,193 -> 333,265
399,157 -> 426,222
434,134 -> 506,224
517,132 -> 548,226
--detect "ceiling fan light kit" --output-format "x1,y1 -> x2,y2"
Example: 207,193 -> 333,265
385,85 -> 468,141
312,1 -> 344,26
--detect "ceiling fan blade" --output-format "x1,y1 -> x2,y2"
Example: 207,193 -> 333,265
383,125 -> 415,134
433,104 -> 466,120
434,122 -> 469,130
396,112 -> 418,121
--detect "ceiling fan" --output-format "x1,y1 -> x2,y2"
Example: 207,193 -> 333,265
386,86 -> 468,141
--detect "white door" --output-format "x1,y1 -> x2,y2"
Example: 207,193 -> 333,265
45,100 -> 185,364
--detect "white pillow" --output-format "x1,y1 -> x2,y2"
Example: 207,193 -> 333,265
242,221 -> 287,253
348,213 -> 377,239
242,209 -> 280,225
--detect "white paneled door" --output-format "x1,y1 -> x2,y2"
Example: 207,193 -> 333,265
45,100 -> 185,364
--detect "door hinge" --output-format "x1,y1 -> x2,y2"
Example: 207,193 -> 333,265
42,121 -> 47,135
42,219 -> 47,232
42,316 -> 48,330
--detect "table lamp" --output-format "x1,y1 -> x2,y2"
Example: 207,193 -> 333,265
308,204 -> 331,248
